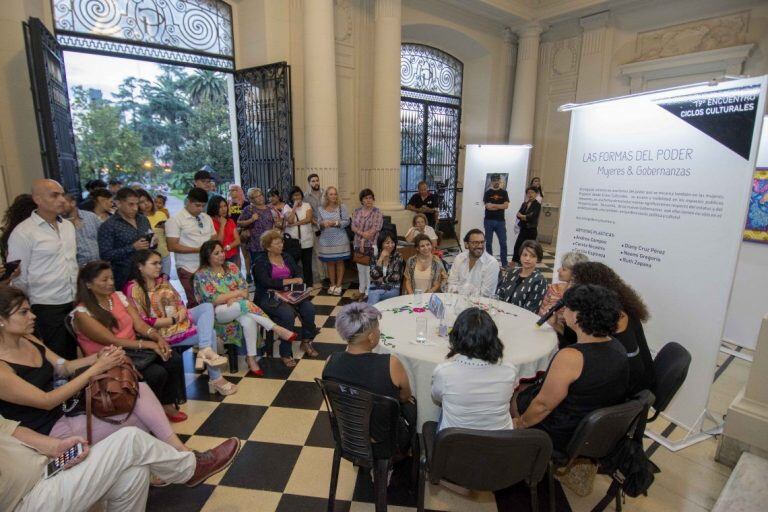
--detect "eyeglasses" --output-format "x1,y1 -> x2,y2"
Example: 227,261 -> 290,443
195,216 -> 204,229
468,240 -> 485,246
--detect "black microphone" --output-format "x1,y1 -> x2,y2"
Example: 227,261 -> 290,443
536,299 -> 565,327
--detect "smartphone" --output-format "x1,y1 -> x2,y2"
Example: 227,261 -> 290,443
1,260 -> 20,281
44,442 -> 84,479
289,283 -> 306,293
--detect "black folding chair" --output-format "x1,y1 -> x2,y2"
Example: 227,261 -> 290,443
549,390 -> 655,512
649,342 -> 691,422
315,378 -> 416,512
418,421 -> 552,512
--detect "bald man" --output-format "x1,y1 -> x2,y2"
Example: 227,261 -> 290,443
7,179 -> 79,358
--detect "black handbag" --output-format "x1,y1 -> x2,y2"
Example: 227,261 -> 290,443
123,348 -> 159,371
283,232 -> 302,262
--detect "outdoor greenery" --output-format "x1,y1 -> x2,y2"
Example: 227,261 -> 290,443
71,65 -> 232,194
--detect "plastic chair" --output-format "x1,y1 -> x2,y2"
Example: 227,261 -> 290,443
648,342 -> 691,422
315,378 -> 414,512
548,390 -> 655,512
418,421 -> 552,512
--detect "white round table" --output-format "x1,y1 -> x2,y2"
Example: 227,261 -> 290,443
374,293 -> 558,429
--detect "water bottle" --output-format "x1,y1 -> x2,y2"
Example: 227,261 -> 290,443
53,358 -> 68,389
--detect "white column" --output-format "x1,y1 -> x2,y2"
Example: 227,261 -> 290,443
576,11 -> 613,103
499,27 -> 516,142
508,23 -> 542,145
302,0 -> 339,186
370,0 -> 409,227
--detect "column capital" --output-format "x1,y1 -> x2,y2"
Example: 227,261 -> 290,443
517,22 -> 543,40
580,11 -> 610,31
503,27 -> 515,46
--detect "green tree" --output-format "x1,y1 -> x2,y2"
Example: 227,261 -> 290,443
173,97 -> 233,186
186,70 -> 227,106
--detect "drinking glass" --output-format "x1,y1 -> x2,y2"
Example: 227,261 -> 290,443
415,316 -> 428,344
414,288 -> 424,308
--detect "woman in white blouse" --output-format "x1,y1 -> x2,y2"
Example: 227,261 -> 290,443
405,213 -> 438,245
431,307 -> 518,431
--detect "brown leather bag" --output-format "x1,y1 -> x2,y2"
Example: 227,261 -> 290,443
85,360 -> 141,443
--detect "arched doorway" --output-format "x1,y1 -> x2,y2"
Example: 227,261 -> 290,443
399,43 -> 463,225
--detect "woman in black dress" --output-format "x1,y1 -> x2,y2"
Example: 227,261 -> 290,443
513,284 -> 629,451
512,187 -> 541,263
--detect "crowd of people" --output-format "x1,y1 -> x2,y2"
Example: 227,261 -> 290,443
0,168 -> 658,510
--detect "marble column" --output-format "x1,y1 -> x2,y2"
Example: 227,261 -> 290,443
302,0 -> 339,186
576,11 -> 613,103
508,23 -> 542,145
370,0 -> 409,228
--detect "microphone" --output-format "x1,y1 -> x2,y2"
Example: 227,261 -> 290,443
536,299 -> 565,327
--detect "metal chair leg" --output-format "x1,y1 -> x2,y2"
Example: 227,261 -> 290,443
417,457 -> 427,512
226,344 -> 238,373
530,483 -> 539,512
327,449 -> 340,512
615,488 -> 622,512
548,462 -> 556,512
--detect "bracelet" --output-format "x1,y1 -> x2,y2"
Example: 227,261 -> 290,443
145,327 -> 155,338
138,339 -> 143,350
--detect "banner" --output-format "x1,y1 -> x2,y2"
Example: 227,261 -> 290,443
554,77 -> 767,429
461,145 -> 530,259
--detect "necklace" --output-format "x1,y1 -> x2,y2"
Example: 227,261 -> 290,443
99,297 -> 113,312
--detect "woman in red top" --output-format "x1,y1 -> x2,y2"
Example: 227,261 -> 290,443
208,195 -> 241,267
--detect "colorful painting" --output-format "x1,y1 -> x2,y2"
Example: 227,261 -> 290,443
744,170 -> 768,243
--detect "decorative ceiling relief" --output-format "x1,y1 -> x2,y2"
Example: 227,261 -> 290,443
636,12 -> 748,62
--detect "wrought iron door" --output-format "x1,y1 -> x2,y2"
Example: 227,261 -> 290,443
24,18 -> 81,199
400,98 -> 461,221
234,62 -> 294,196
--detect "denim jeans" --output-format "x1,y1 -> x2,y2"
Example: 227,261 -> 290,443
483,218 -> 508,266
367,287 -> 400,305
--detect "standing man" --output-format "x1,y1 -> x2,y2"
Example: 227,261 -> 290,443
97,187 -> 152,290
62,193 -> 102,267
406,181 -> 439,228
165,187 -> 216,306
304,173 -> 327,287
447,229 -> 500,297
194,166 -> 217,194
7,179 -> 79,358
512,187 -> 542,264
483,174 -> 510,267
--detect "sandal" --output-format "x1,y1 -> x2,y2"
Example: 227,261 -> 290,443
208,377 -> 238,396
198,347 -> 228,368
301,341 -> 319,358
282,356 -> 297,367
275,326 -> 298,342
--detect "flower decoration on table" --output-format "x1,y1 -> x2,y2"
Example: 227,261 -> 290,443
470,300 -> 518,317
380,302 -> 430,315
379,333 -> 396,348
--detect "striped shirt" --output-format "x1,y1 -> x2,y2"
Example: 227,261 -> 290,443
496,267 -> 547,313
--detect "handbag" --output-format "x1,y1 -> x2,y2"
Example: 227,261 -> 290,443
352,251 -> 371,266
283,232 -> 302,262
86,359 -> 141,443
123,348 -> 159,371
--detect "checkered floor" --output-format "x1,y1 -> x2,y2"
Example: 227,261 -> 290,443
147,248 -> 559,512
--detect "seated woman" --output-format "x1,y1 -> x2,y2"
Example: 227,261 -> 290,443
432,307 -> 518,431
513,284 -> 629,451
194,240 -> 299,374
497,239 -> 547,312
252,230 -> 318,367
565,261 -> 655,396
538,251 -> 588,337
0,285 -> 228,456
367,231 -> 404,305
124,249 -> 236,396
72,261 -> 187,422
405,213 -> 438,246
323,303 -> 415,455
403,234 -> 446,294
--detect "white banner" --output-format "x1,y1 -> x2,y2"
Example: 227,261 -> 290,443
555,77 -> 767,428
460,145 -> 530,259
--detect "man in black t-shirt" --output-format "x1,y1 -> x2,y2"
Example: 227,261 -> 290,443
406,181 -> 439,227
483,174 -> 510,267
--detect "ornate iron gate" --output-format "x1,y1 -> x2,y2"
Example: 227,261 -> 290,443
24,18 -> 81,199
400,44 -> 462,222
234,62 -> 294,196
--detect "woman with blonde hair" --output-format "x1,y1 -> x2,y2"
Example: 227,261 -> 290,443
316,186 -> 350,295
538,251 -> 588,334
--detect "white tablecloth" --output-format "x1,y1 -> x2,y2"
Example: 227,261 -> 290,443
374,293 -> 558,428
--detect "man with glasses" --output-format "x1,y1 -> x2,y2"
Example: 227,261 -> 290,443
166,187 -> 216,306
447,228 -> 500,297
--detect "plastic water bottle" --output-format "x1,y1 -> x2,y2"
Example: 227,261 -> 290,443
53,359 -> 68,389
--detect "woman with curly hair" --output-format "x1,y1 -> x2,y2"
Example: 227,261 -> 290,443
0,194 -> 36,260
566,261 -> 655,395
513,284 -> 629,451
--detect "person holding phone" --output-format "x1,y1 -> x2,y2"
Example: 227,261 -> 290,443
1,423 -> 239,511
97,187 -> 153,291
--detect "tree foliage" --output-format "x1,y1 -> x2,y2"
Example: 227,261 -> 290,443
71,67 -> 232,193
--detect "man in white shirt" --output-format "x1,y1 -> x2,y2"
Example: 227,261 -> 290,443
165,187 -> 216,306
447,228 -> 500,297
304,173 -> 327,286
7,179 -> 79,358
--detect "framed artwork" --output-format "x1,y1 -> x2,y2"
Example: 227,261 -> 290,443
484,172 -> 509,191
744,170 -> 768,243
